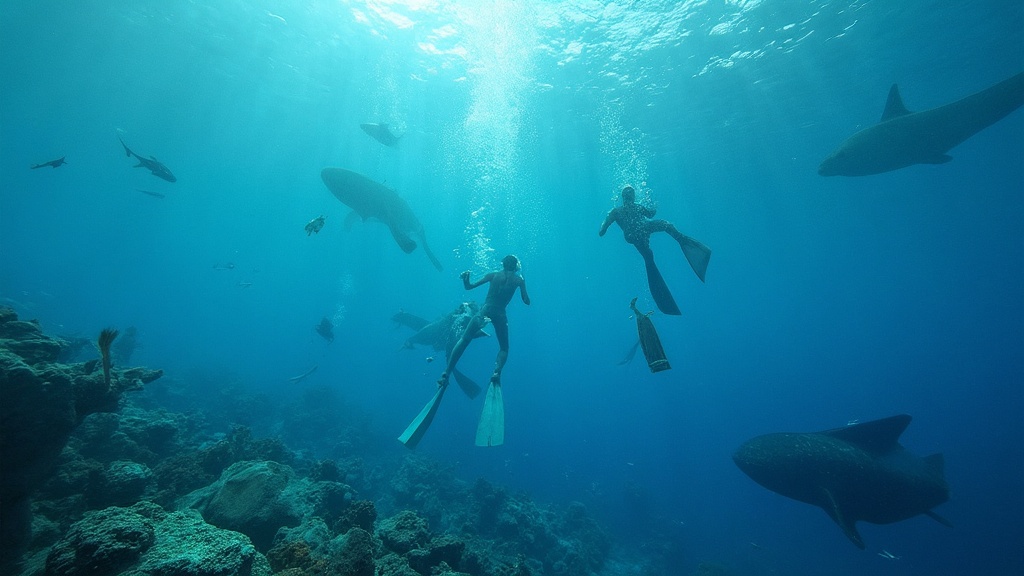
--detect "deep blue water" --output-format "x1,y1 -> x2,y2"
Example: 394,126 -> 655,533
2,1 -> 1022,575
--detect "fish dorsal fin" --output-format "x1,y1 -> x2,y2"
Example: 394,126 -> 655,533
820,487 -> 865,549
822,414 -> 911,454
881,84 -> 912,121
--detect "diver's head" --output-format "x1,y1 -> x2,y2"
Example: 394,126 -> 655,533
502,254 -> 521,272
621,185 -> 636,203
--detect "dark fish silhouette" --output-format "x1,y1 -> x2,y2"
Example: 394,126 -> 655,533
360,123 -> 402,147
136,189 -> 165,199
31,157 -> 66,169
733,415 -> 950,549
820,72 -> 1024,176
119,136 -> 176,182
315,317 -> 334,343
394,303 -> 488,399
321,167 -> 443,271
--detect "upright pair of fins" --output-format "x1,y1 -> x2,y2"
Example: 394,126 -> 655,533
398,378 -> 505,449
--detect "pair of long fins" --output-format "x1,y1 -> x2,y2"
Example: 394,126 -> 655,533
644,235 -> 711,316
398,379 -> 504,449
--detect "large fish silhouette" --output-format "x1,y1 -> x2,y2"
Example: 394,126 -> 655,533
819,72 -> 1023,176
733,414 -> 950,548
321,167 -> 443,271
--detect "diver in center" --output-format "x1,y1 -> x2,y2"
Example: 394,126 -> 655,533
599,185 -> 711,315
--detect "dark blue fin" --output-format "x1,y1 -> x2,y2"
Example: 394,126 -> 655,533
820,487 -> 865,549
881,84 -> 912,122
821,414 -> 911,454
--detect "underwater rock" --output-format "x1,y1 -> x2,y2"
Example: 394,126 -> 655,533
44,502 -> 157,576
265,539 -> 332,574
331,527 -> 375,576
101,460 -> 154,506
335,499 -> 377,533
374,553 -> 420,576
378,510 -> 430,555
406,534 -> 465,574
45,501 -> 273,576
182,460 -> 298,551
0,306 -> 162,571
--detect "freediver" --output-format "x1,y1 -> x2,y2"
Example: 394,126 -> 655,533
438,254 -> 531,387
599,185 -> 711,315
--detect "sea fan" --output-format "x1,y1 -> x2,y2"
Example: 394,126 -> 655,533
97,328 -> 119,388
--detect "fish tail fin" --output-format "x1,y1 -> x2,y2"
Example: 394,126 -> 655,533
118,136 -> 132,157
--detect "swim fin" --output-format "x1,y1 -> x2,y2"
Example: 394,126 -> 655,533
452,368 -> 481,399
639,247 -> 681,315
398,383 -> 448,449
679,235 -> 711,282
630,298 -> 671,373
475,380 -> 505,446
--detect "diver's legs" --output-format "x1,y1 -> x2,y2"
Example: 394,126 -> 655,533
634,243 -> 682,315
441,315 -> 486,385
491,321 -> 509,383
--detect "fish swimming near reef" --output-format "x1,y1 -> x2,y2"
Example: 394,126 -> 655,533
321,167 -> 443,271
733,414 -> 950,549
360,123 -> 402,147
31,156 -> 66,169
119,136 -> 177,182
819,72 -> 1024,176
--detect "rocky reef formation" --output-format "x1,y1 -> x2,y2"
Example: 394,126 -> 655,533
2,307 -> 613,576
0,307 -> 161,570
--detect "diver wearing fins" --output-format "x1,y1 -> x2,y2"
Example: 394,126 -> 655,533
599,185 -> 711,315
399,254 -> 531,449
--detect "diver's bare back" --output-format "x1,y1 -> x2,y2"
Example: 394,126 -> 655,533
482,271 -> 522,316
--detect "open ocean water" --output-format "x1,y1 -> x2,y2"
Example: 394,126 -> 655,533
1,1 -> 1022,575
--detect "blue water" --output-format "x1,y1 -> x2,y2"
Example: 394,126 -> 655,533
2,1 -> 1022,574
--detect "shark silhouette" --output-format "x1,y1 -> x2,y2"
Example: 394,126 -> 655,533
819,72 -> 1024,176
321,167 -> 443,271
360,123 -> 402,147
31,156 -> 66,169
733,414 -> 950,549
118,137 -> 176,182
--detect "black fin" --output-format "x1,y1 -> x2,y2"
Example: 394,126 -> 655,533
881,84 -> 912,122
821,414 -> 911,454
820,487 -> 865,549
925,510 -> 953,528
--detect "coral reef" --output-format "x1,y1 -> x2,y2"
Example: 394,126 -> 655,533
3,307 -> 613,576
45,501 -> 271,576
0,307 -> 161,571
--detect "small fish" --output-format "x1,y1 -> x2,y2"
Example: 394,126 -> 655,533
305,215 -> 326,235
213,262 -> 236,271
31,156 -> 66,169
288,365 -> 318,384
425,356 -> 435,363
878,550 -> 900,560
237,282 -> 252,289
136,189 -> 165,199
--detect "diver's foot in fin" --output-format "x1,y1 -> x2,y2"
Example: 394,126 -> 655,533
490,372 -> 501,386
437,373 -> 449,388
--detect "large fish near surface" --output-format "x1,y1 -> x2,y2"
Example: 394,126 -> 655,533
321,167 -> 443,271
733,415 -> 950,549
819,72 -> 1024,176
360,123 -> 402,147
